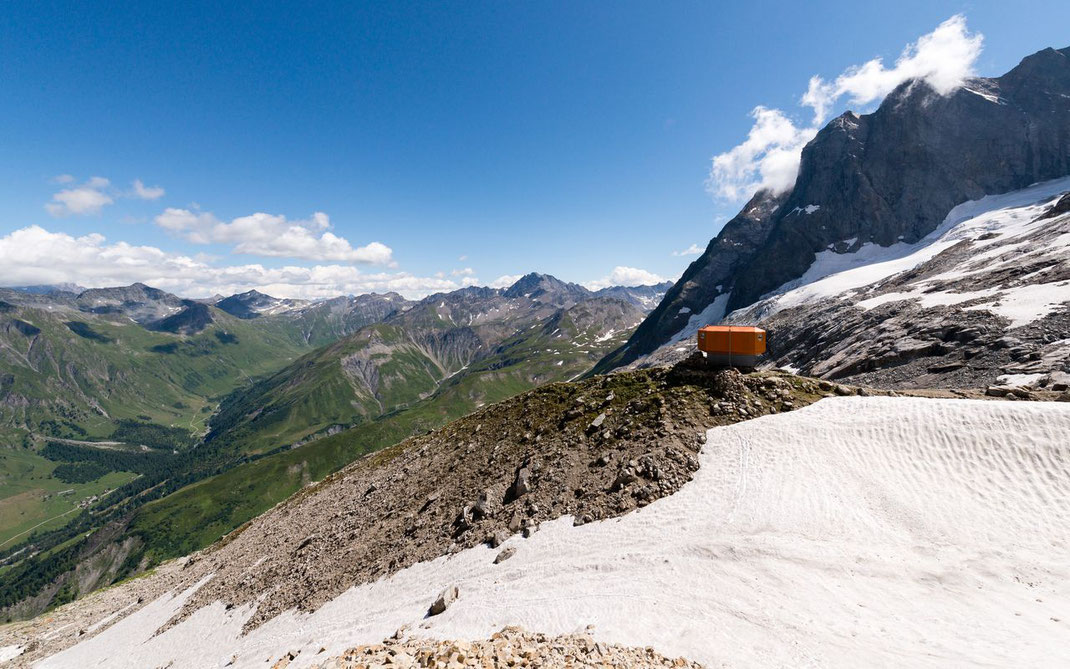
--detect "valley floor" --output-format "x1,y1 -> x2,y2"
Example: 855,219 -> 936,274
7,395 -> 1070,667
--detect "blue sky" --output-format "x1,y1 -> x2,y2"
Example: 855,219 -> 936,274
1,1 -> 1068,298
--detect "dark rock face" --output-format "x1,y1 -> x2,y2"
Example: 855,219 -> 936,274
214,290 -> 276,319
745,183 -> 1070,390
1039,192 -> 1070,220
148,301 -> 214,335
599,46 -> 1070,373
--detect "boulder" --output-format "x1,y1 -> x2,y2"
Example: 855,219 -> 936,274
428,586 -> 458,616
488,529 -> 509,548
510,465 -> 532,499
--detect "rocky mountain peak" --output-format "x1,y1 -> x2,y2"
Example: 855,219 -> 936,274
148,300 -> 214,335
1000,45 -> 1070,92
597,44 -> 1070,373
503,272 -> 590,304
73,282 -> 186,325
215,289 -> 309,319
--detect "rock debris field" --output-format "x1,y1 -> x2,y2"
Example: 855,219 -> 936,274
303,626 -> 701,668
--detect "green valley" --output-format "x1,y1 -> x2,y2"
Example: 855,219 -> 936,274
0,275 -> 664,620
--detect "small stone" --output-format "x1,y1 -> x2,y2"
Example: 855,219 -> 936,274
494,547 -> 517,564
511,466 -> 532,498
507,510 -> 523,532
489,529 -> 510,547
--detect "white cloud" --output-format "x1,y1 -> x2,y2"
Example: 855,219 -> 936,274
707,15 -> 983,202
130,179 -> 165,200
45,175 -> 168,215
583,266 -> 667,290
45,177 -> 114,217
451,267 -> 475,277
155,208 -> 220,243
673,243 -> 705,257
802,14 -> 982,125
0,226 -> 463,300
707,107 -> 818,201
488,274 -> 524,289
154,208 -> 394,265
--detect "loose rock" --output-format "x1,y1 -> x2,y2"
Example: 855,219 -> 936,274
428,586 -> 458,616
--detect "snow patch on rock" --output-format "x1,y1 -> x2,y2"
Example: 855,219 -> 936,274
737,175 -> 1070,321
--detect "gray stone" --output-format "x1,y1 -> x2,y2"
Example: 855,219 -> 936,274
507,511 -> 523,533
488,529 -> 510,548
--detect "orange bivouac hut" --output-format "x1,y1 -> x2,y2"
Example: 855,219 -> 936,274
696,325 -> 767,368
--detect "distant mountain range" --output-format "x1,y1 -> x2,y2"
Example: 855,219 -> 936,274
5,275 -> 671,348
0,272 -> 666,447
0,283 -> 308,445
206,273 -> 658,454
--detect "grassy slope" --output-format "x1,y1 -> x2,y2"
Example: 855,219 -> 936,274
126,319 -> 634,565
207,301 -> 635,457
207,324 -> 449,455
0,306 -> 307,439
0,304 -> 310,551
0,449 -> 137,547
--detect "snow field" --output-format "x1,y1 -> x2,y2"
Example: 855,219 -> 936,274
40,397 -> 1070,668
735,175 -> 1070,323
